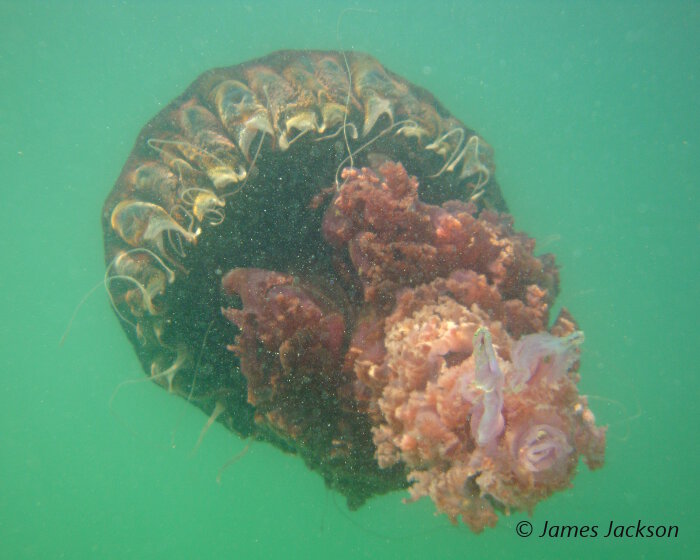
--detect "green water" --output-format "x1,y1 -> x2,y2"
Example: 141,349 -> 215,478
1,1 -> 697,558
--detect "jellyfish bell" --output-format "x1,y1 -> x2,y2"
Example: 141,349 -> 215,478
102,50 -> 605,532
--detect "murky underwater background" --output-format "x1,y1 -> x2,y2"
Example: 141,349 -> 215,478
1,1 -> 698,558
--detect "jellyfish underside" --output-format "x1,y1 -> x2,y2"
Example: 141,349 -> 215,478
100,51 -> 603,526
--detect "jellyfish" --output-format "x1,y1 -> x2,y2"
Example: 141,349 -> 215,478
102,50 -> 604,532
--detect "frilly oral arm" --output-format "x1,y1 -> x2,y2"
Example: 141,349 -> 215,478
473,327 -> 505,445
